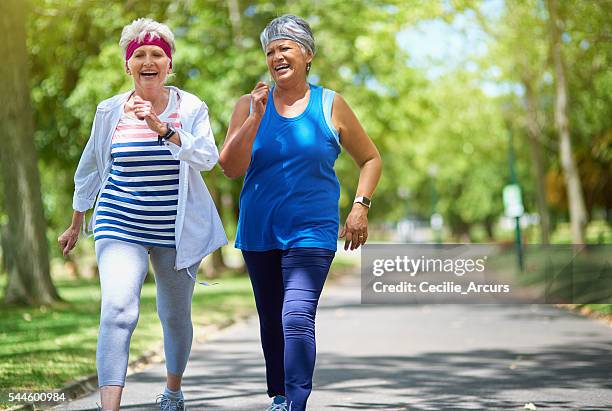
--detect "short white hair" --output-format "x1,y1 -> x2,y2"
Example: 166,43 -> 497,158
119,18 -> 176,54
260,15 -> 315,55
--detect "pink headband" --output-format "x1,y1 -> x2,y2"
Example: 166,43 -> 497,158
125,34 -> 173,68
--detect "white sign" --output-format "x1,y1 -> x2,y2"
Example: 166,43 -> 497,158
503,184 -> 524,218
430,213 -> 444,230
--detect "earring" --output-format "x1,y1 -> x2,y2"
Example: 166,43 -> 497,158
306,62 -> 311,73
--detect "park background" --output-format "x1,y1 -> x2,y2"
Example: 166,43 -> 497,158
0,0 -> 610,408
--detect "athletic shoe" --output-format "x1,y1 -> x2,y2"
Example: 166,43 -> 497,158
267,395 -> 287,411
156,393 -> 186,411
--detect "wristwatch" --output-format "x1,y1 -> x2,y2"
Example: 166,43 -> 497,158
354,196 -> 371,208
158,123 -> 176,145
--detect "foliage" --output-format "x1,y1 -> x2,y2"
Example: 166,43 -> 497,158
9,0 -> 611,251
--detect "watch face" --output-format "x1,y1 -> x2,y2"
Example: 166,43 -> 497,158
355,197 -> 371,207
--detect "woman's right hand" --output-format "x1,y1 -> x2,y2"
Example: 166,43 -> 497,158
250,81 -> 269,118
219,85 -> 268,178
58,226 -> 80,257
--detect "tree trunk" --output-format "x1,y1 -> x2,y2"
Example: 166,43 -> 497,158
0,225 -> 16,280
0,0 -> 60,305
523,79 -> 551,244
226,0 -> 242,46
483,216 -> 495,241
547,0 -> 588,244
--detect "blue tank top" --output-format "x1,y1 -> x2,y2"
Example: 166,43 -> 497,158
235,84 -> 341,252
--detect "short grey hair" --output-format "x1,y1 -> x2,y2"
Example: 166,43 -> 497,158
260,14 -> 315,55
119,18 -> 176,54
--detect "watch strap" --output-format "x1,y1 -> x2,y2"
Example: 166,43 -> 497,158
158,123 -> 176,145
354,196 -> 371,208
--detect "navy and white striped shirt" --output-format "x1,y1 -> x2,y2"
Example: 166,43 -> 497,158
94,90 -> 181,248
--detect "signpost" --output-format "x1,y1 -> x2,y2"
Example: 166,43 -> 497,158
505,127 -> 525,272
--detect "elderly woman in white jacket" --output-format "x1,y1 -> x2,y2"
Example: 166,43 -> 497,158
57,18 -> 226,411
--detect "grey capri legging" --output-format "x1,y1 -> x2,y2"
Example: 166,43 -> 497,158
94,238 -> 197,387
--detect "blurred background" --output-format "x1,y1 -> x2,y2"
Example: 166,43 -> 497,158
0,0 -> 610,401
4,0 -> 609,285
2,0 -> 612,301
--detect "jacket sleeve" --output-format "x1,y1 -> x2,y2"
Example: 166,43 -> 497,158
166,102 -> 219,172
72,111 -> 102,212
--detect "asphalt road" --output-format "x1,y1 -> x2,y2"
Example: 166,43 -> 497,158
57,271 -> 612,411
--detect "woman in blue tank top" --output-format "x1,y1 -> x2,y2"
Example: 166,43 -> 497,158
220,15 -> 382,411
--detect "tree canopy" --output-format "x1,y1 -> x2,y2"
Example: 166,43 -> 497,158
1,0 -> 609,284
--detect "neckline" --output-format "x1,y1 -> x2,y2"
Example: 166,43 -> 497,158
270,83 -> 314,122
123,87 -> 174,120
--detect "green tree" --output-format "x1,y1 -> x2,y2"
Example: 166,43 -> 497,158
0,0 -> 59,305
19,0 -> 609,255
476,0 -> 553,243
547,0 -> 588,244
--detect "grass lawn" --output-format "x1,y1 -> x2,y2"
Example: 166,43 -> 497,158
0,272 -> 255,409
580,304 -> 612,316
478,243 -> 612,319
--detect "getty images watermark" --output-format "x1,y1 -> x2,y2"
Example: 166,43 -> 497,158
361,244 -> 612,304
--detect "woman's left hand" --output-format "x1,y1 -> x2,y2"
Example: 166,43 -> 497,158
339,204 -> 369,250
133,96 -> 166,135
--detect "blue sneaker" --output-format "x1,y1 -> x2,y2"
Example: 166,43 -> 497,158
267,395 -> 287,411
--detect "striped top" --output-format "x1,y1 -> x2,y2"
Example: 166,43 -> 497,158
94,90 -> 181,248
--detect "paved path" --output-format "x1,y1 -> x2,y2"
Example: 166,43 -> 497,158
58,272 -> 612,410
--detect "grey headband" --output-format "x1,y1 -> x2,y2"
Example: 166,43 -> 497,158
260,14 -> 315,55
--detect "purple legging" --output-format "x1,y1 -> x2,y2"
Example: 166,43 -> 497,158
242,247 -> 334,411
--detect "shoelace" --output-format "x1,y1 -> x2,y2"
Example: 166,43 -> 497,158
268,402 -> 287,411
156,394 -> 185,411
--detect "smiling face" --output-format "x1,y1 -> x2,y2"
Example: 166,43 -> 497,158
266,39 -> 312,84
126,45 -> 171,90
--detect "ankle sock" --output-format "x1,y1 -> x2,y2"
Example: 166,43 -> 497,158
164,387 -> 183,400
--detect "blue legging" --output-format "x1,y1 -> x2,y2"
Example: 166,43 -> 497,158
242,248 -> 334,411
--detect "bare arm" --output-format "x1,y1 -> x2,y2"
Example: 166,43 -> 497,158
219,82 -> 270,178
58,211 -> 85,257
333,93 -> 383,250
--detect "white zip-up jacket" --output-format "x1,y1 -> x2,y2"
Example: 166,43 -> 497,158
72,86 -> 228,270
